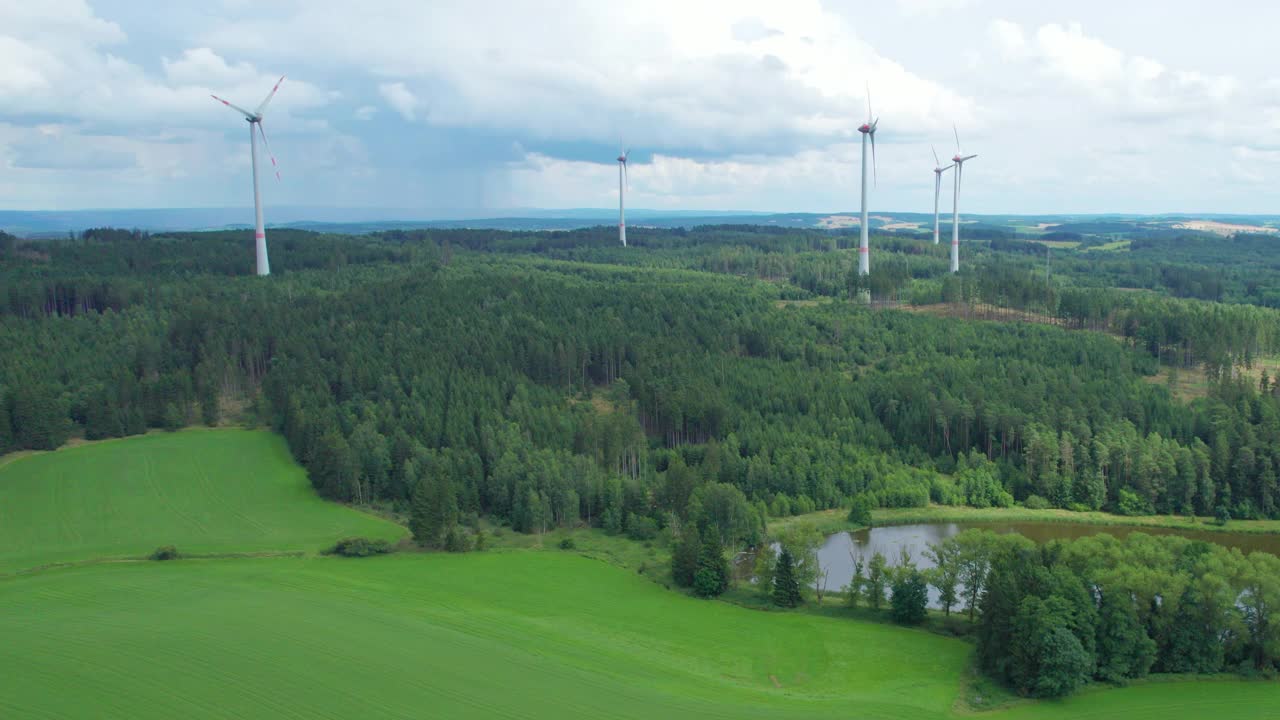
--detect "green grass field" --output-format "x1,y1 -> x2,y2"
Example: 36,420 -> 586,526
1086,239 -> 1131,252
992,679 -> 1280,719
0,552 -> 971,719
0,429 -> 404,573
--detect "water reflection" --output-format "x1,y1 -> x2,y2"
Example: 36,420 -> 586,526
805,521 -> 1280,609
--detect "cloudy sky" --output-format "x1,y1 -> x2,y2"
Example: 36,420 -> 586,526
3,0 -> 1280,215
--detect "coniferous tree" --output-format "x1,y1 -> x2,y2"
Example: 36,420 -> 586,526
693,529 -> 730,598
670,525 -> 701,588
0,393 -> 12,453
865,552 -> 888,610
772,546 -> 803,608
410,471 -> 459,549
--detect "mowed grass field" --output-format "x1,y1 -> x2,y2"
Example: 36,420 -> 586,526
1,552 -> 971,720
993,680 -> 1280,719
0,429 -> 403,573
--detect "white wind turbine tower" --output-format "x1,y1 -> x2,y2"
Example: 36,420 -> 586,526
931,146 -> 954,245
857,87 -> 878,276
211,76 -> 285,276
949,126 -> 978,274
616,147 -> 630,247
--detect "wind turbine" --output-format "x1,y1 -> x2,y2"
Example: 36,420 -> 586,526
931,146 -> 954,245
617,147 -> 629,247
211,76 -> 285,276
949,126 -> 977,274
857,87 -> 878,277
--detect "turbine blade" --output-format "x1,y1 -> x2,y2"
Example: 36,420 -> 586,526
255,76 -> 286,117
257,123 -> 281,180
211,94 -> 255,120
954,124 -> 961,153
624,160 -> 629,188
932,144 -> 940,167
871,131 -> 877,187
865,81 -> 873,122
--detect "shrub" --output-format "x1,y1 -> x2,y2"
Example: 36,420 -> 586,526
846,494 -> 874,527
558,537 -> 576,550
1214,505 -> 1231,526
626,515 -> 658,541
149,545 -> 180,561
1023,494 -> 1051,510
327,537 -> 393,557
1116,489 -> 1151,517
443,526 -> 469,552
876,484 -> 930,509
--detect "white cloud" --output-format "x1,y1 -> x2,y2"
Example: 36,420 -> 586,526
988,20 -> 1239,118
201,0 -> 976,153
988,19 -> 1025,58
0,2 -> 330,127
501,145 -> 880,211
894,0 -> 981,17
378,82 -> 421,121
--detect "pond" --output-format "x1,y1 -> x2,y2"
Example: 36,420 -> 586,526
803,521 -> 1280,607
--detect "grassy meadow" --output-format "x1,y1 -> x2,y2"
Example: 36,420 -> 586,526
0,429 -> 404,573
0,553 -> 970,720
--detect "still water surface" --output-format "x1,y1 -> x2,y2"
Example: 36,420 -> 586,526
809,521 -> 1280,605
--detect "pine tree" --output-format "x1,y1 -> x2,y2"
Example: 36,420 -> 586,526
865,552 -> 888,610
693,529 -> 730,598
0,393 -> 12,453
772,546 -> 803,608
410,469 -> 458,549
670,525 -> 701,588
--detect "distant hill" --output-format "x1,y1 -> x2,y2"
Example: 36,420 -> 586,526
4,207 -> 1280,238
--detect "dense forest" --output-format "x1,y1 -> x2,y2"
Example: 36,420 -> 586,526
5,226 -> 1280,540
